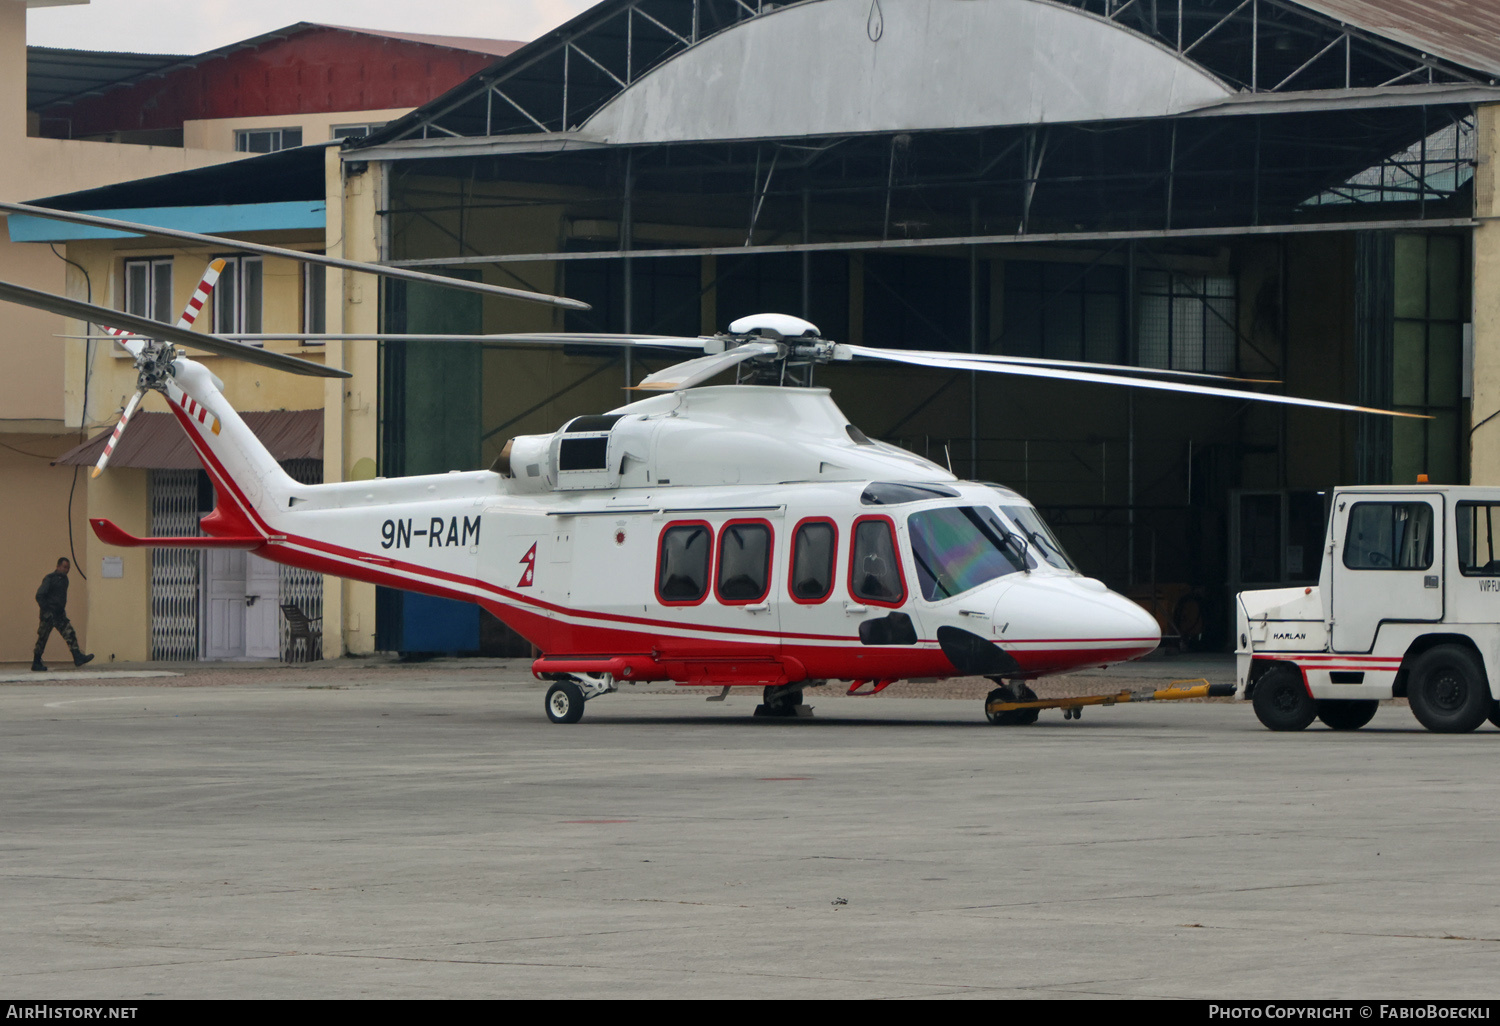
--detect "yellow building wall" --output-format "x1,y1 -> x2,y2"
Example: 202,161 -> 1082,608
324,155 -> 382,656
0,1 -> 241,662
0,433 -> 94,664
183,108 -> 414,152
82,467 -> 151,663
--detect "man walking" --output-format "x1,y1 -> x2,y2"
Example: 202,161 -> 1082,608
33,557 -> 93,671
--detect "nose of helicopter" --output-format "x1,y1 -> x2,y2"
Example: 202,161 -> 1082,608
990,575 -> 1161,673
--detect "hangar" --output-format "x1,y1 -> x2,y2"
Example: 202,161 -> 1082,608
334,0 -> 1500,649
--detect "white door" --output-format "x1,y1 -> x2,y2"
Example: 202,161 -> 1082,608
203,550 -> 281,660
203,548 -> 247,659
245,554 -> 280,659
1330,493 -> 1444,652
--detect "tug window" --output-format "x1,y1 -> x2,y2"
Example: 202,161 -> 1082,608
1456,503 -> 1500,576
790,519 -> 837,603
717,520 -> 772,603
850,516 -> 907,606
1343,502 -> 1433,571
657,522 -> 713,604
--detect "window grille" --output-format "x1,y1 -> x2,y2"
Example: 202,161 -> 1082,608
1137,271 -> 1236,372
149,469 -> 199,660
1002,261 -> 1122,364
279,459 -> 324,661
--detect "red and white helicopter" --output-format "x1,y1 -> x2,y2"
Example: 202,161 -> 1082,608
0,202 -> 1421,725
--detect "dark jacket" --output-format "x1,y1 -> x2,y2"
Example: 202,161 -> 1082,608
35,571 -> 69,617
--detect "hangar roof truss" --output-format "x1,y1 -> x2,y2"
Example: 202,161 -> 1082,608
359,0 -> 1495,148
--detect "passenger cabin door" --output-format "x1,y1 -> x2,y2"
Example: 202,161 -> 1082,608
1330,493 -> 1444,652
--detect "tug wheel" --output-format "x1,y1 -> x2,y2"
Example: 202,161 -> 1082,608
1316,699 -> 1378,731
545,680 -> 586,724
1407,645 -> 1490,734
1489,702 -> 1500,730
1251,664 -> 1316,732
985,683 -> 1040,726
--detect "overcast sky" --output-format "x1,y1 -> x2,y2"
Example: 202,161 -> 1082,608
25,1 -> 601,53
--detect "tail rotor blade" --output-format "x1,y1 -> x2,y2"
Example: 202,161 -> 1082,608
92,389 -> 145,478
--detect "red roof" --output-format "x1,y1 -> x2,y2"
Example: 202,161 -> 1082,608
35,22 -> 523,135
1294,0 -> 1500,77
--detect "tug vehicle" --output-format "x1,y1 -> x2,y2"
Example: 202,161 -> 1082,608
1237,486 -> 1500,733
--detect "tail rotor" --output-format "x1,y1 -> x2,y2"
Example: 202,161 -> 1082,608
90,259 -> 226,477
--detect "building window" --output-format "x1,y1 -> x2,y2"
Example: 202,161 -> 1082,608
214,256 -> 263,336
331,123 -> 384,141
1390,233 -> 1465,485
303,261 -> 326,342
235,127 -> 303,153
1002,260 -> 1123,363
1137,271 -> 1236,372
124,258 -> 173,323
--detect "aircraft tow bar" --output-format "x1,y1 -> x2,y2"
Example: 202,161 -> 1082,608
984,678 -> 1236,721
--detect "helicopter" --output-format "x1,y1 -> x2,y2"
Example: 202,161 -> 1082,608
0,202 -> 1423,725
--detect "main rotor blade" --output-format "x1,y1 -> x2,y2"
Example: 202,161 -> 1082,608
168,332 -> 711,349
93,388 -> 144,478
0,278 -> 351,379
847,345 -> 1426,419
944,350 -> 1277,384
631,342 -> 782,391
0,201 -> 590,312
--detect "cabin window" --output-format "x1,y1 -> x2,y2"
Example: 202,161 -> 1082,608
850,516 -> 907,606
717,520 -> 772,604
908,506 -> 1030,601
996,505 -> 1076,571
1455,502 -> 1500,576
657,522 -> 713,604
790,519 -> 837,603
1343,502 -> 1434,571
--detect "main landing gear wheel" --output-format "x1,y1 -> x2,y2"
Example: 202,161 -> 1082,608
1251,664 -> 1316,732
1489,701 -> 1500,730
1316,699 -> 1379,731
754,686 -> 804,718
545,680 -> 586,724
985,682 -> 1040,726
1407,645 -> 1490,734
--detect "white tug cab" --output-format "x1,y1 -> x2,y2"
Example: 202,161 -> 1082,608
1237,485 -> 1500,733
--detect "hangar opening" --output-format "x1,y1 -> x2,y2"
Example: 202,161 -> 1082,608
349,0 -> 1500,651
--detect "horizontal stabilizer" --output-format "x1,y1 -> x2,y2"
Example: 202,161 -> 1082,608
90,518 -> 267,549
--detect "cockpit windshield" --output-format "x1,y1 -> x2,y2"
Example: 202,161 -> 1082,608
907,506 -> 1034,601
998,504 -> 1077,571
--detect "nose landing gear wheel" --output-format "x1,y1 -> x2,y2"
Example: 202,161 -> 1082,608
545,680 -> 586,724
985,682 -> 1040,725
